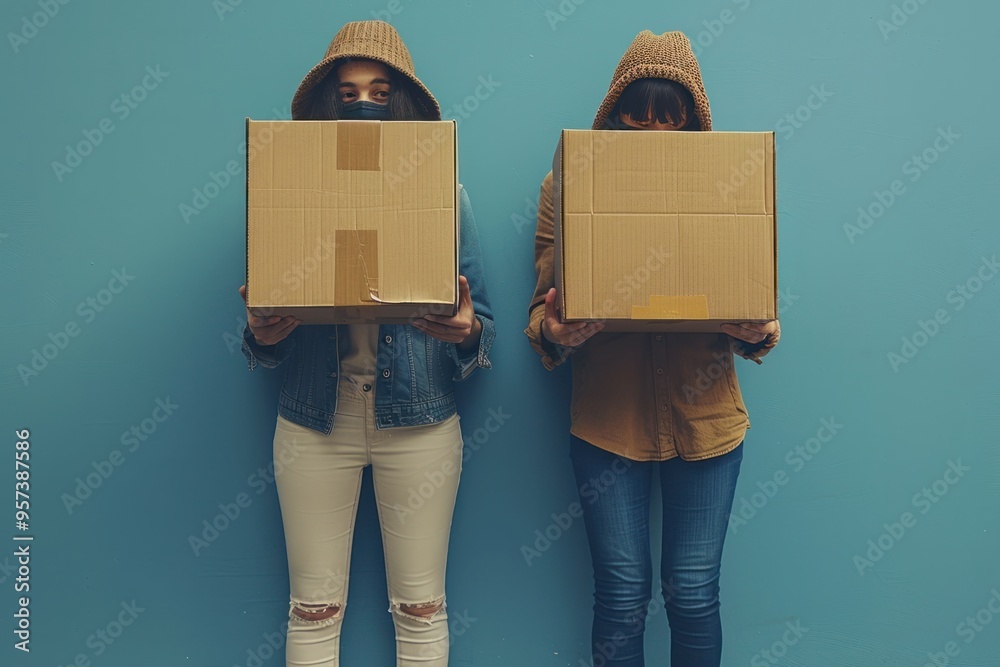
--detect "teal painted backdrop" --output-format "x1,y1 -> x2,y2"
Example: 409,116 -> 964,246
3,0 -> 999,665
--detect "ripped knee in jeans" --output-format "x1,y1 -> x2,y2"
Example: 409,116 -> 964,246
289,598 -> 343,626
390,595 -> 446,624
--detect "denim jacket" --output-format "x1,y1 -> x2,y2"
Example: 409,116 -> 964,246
241,184 -> 495,434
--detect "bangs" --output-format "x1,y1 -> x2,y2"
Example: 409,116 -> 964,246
615,78 -> 700,129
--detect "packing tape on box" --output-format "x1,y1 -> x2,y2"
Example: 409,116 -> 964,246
335,229 -> 380,302
631,295 -> 709,320
337,122 -> 382,171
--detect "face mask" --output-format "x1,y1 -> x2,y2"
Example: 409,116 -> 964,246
341,100 -> 390,120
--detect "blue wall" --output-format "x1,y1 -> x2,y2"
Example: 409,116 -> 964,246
4,0 -> 999,665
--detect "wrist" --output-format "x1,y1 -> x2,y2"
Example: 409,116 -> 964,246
541,318 -> 556,345
541,320 -> 574,353
457,316 -> 482,351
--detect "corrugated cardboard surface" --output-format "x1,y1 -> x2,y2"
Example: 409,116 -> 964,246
554,130 -> 777,332
246,119 -> 459,324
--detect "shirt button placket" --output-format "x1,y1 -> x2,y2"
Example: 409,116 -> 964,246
651,334 -> 673,454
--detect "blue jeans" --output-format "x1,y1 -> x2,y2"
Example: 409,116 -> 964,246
570,435 -> 744,667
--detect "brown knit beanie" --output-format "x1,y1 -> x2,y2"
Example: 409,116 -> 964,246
592,30 -> 712,131
290,20 -> 440,120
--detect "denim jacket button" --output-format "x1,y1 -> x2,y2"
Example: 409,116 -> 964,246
384,335 -> 392,344
382,369 -> 390,378
362,383 -> 372,392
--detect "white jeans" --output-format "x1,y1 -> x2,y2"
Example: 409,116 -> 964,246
273,376 -> 464,666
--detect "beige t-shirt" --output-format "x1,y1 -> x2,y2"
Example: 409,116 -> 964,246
339,324 -> 380,383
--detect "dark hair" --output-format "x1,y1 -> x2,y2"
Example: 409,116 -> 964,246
613,78 -> 700,130
300,57 -> 436,121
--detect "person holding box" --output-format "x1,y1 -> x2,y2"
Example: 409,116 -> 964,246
238,20 -> 494,667
524,30 -> 780,667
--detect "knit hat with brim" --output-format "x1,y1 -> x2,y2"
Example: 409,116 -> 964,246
291,20 -> 440,120
592,30 -> 711,131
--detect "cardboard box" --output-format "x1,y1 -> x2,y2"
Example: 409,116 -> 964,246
245,119 -> 459,324
553,129 -> 777,332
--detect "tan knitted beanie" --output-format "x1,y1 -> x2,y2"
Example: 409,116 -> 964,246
291,20 -> 440,120
592,30 -> 712,131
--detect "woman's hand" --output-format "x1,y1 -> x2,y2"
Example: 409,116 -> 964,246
721,319 -> 780,348
541,287 -> 605,348
239,285 -> 301,346
413,275 -> 482,347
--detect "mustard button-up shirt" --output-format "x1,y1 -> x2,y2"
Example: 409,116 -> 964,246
524,172 -> 778,462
